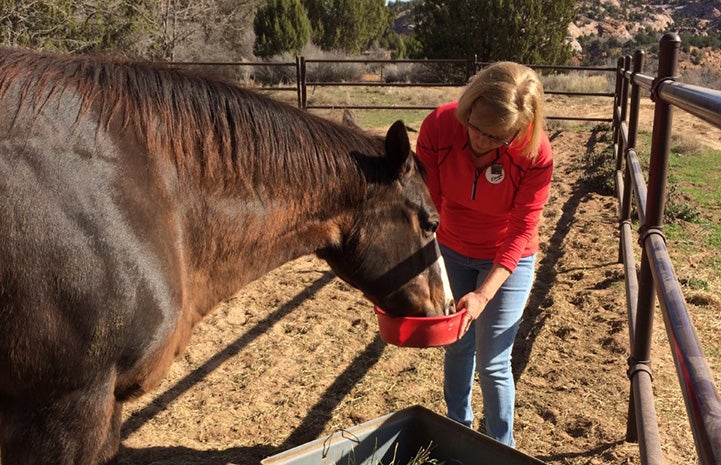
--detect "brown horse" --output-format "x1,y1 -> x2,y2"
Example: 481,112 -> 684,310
0,47 -> 452,465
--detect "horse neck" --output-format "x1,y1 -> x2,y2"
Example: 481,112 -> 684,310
178,176 -> 356,316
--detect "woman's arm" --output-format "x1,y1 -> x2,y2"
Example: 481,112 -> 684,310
495,134 -> 553,271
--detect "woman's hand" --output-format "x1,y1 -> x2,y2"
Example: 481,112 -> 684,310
457,291 -> 491,335
455,264 -> 510,336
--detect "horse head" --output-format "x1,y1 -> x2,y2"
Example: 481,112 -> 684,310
318,120 -> 454,317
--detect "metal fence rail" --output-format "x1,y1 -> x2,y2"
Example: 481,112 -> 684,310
614,33 -> 721,465
169,56 -> 616,122
300,57 -> 615,121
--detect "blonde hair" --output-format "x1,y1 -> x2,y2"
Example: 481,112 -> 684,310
456,62 -> 545,159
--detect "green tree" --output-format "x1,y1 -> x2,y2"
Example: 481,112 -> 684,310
302,0 -> 391,54
412,0 -> 576,65
0,0 -> 152,54
253,0 -> 311,57
303,0 -> 327,45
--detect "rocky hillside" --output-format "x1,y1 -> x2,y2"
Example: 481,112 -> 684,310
392,0 -> 720,70
569,0 -> 721,47
569,0 -> 721,77
572,0 -> 719,39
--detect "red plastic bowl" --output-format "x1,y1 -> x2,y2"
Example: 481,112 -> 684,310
374,306 -> 467,348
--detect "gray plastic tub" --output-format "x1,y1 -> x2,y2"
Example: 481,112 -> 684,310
261,405 -> 547,465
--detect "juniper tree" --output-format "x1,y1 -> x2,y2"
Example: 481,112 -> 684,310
253,0 -> 311,57
302,0 -> 391,54
412,0 -> 576,65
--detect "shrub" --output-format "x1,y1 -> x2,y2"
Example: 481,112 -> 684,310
665,184 -> 700,223
581,124 -> 616,196
679,64 -> 721,89
541,71 -> 613,93
382,63 -> 428,83
249,46 -> 366,84
670,133 -> 705,156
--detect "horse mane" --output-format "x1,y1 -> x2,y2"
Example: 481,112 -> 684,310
0,47 -> 385,193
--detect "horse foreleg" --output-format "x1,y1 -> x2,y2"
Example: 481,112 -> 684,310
0,376 -> 121,465
96,400 -> 123,465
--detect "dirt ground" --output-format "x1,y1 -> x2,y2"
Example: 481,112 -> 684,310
118,102 -> 721,465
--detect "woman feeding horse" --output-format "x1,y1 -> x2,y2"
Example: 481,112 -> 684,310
416,61 -> 553,447
0,46 -> 452,465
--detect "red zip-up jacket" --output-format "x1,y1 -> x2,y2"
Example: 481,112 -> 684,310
416,101 -> 553,272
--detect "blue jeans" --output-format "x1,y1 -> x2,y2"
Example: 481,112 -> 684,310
441,244 -> 536,448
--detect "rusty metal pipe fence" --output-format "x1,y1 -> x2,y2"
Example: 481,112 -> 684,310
170,57 -> 615,122
614,32 -> 721,465
300,57 -> 614,122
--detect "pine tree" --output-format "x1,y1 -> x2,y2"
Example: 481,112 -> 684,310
412,0 -> 576,65
302,0 -> 391,54
253,0 -> 311,57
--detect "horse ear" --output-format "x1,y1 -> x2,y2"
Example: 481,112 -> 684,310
341,109 -> 362,130
384,120 -> 411,176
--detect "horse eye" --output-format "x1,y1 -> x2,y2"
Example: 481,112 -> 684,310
419,208 -> 439,233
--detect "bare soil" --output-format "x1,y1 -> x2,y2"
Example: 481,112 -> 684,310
118,102 -> 721,465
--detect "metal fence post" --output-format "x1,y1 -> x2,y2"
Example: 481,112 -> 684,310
613,57 -> 624,155
295,56 -> 302,109
626,50 -> 644,150
299,56 -> 307,109
621,50 -> 645,225
629,32 -> 681,465
622,48 -> 644,443
615,56 -> 631,175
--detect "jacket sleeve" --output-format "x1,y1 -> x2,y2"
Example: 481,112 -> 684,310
415,110 -> 443,211
495,133 -> 554,271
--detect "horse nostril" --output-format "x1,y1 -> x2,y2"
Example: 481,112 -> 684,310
429,220 -> 439,233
